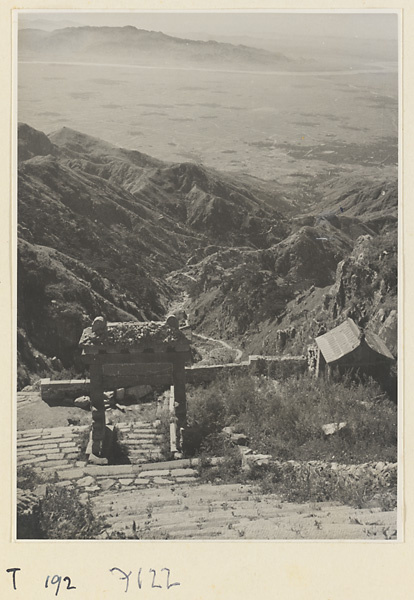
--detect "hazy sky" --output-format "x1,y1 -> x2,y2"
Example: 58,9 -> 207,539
18,11 -> 398,41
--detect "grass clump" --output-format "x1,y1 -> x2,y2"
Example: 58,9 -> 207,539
258,461 -> 397,510
157,412 -> 174,461
186,372 -> 397,464
196,435 -> 243,484
186,372 -> 397,508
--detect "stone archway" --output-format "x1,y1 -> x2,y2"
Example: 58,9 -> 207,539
79,316 -> 192,462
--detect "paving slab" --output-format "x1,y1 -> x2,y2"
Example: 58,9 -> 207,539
57,468 -> 86,480
77,476 -> 96,487
36,459 -> 70,468
18,456 -> 46,467
138,469 -> 170,478
100,479 -> 116,491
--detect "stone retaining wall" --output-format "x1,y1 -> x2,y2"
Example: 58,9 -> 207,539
40,356 -> 307,402
185,361 -> 250,384
186,356 -> 307,384
240,447 -> 397,498
249,355 -> 308,379
40,379 -> 90,405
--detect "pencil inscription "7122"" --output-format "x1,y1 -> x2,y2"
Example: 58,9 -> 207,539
110,567 -> 181,592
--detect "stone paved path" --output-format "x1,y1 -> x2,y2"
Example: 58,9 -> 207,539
91,482 -> 397,540
17,397 -> 398,541
52,459 -> 200,495
17,418 -> 163,472
17,425 -> 88,472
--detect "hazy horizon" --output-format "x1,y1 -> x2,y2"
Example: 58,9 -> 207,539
18,11 -> 398,42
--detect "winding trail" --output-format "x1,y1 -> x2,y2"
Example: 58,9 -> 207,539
167,289 -> 243,363
192,331 -> 243,362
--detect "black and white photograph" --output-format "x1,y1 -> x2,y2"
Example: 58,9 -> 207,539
16,10 -> 399,541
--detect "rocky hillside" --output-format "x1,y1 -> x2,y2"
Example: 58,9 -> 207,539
244,231 -> 398,359
17,123 -> 292,387
17,123 -> 397,388
313,174 -> 398,233
179,188 -> 397,349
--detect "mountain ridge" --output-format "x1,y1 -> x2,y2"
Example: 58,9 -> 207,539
19,25 -> 292,70
17,123 -> 398,389
17,123 -> 295,386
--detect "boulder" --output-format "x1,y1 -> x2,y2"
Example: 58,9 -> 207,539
51,356 -> 63,370
322,422 -> 347,436
241,450 -> 272,471
230,433 -> 249,446
92,316 -> 107,334
379,310 -> 397,356
222,426 -> 249,446
124,385 -> 152,402
74,395 -> 91,410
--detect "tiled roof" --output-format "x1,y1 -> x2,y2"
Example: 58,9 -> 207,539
79,321 -> 190,349
315,318 -> 394,364
315,318 -> 361,364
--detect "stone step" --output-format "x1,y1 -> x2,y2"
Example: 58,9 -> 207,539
126,440 -> 160,445
17,435 -> 43,442
54,459 -> 200,481
122,438 -> 160,444
125,451 -> 160,456
18,439 -> 59,448
18,428 -> 46,436
116,426 -> 154,432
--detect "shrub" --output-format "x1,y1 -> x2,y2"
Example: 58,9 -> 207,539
38,485 -> 106,539
197,435 -> 243,483
17,479 -> 107,540
17,465 -> 44,490
186,372 -> 397,464
186,382 -> 227,439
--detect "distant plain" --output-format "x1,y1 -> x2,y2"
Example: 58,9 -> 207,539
18,57 -> 397,194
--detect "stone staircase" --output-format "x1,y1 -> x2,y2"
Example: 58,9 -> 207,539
91,482 -> 397,540
52,459 -> 199,494
114,421 -> 164,464
16,394 -> 398,540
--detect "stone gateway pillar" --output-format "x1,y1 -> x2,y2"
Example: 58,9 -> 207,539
173,357 -> 187,433
89,363 -> 106,456
79,316 -> 192,461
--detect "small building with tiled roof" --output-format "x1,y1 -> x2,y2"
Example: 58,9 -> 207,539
314,318 -> 395,383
